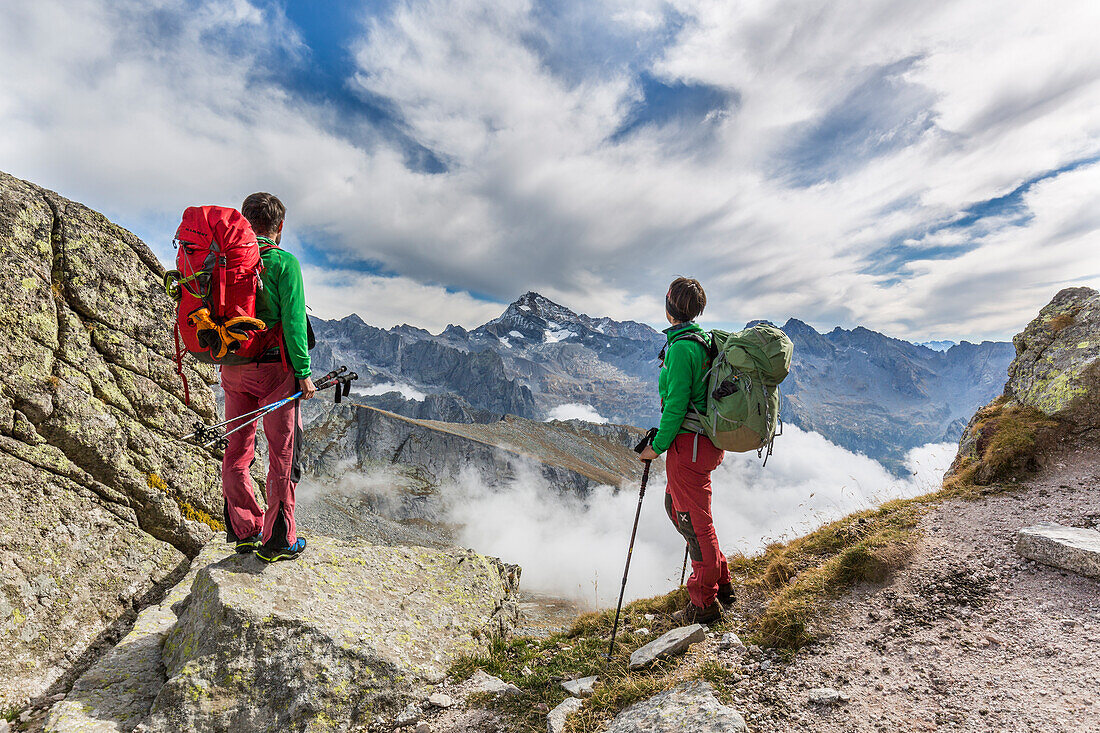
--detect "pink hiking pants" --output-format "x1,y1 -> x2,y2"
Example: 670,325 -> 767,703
664,432 -> 729,608
220,361 -> 302,547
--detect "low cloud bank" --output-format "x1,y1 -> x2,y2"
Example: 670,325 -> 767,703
355,382 -> 428,401
439,426 -> 955,607
546,403 -> 609,424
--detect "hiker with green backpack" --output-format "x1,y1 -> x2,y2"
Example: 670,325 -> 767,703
638,277 -> 793,624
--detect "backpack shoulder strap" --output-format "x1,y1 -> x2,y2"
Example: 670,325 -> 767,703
659,330 -> 717,365
670,330 -> 718,360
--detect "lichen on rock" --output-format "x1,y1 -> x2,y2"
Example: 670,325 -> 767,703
139,537 -> 519,732
946,287 -> 1099,488
0,170 -> 221,709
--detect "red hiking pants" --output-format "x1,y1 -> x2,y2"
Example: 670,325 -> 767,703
664,432 -> 729,608
220,361 -> 303,548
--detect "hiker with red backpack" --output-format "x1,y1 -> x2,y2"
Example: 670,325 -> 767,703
167,193 -> 313,562
638,277 -> 734,624
221,193 -> 314,561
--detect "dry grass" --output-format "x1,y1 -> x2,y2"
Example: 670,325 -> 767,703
1048,313 -> 1075,333
450,587 -> 709,733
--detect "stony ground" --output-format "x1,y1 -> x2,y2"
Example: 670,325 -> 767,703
717,442 -> 1100,733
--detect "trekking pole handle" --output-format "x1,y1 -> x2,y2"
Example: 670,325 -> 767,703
633,427 -> 659,455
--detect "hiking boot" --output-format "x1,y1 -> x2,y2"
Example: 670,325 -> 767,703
235,534 -> 262,554
717,582 -> 736,606
256,537 -> 307,563
671,599 -> 723,625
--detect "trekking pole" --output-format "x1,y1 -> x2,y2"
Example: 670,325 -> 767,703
175,366 -> 348,443
680,545 -> 689,586
199,372 -> 356,449
607,427 -> 659,660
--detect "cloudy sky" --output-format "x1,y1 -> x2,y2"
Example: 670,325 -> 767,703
2,0 -> 1098,340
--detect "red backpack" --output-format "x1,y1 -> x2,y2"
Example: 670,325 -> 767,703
164,206 -> 273,403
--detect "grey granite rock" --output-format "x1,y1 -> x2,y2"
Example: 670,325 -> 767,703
547,697 -> 583,733
138,537 -> 518,732
561,675 -> 598,697
808,687 -> 848,705
467,670 -> 522,696
1006,287 -> 1100,431
628,624 -> 705,669
44,547 -> 233,733
605,680 -> 748,732
427,692 -> 454,708
0,170 -> 220,709
718,632 -> 744,650
1016,523 -> 1100,578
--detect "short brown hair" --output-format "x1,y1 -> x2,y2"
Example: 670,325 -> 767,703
241,192 -> 286,236
666,277 -> 706,322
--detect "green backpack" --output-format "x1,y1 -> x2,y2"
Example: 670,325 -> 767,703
675,324 -> 794,460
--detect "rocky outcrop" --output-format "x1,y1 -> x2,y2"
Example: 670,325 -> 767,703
948,287 -> 1099,486
303,403 -> 646,494
46,538 -> 518,732
604,680 -> 748,732
1004,287 -> 1099,434
627,624 -> 706,670
0,172 -> 220,708
45,546 -> 235,733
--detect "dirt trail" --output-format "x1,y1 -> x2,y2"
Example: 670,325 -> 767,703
727,443 -> 1100,732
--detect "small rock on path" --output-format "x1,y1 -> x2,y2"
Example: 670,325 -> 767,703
628,624 -> 706,669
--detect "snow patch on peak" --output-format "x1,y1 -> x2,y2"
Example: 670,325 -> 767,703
544,328 -> 575,344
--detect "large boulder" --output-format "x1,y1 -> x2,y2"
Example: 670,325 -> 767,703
45,547 -> 235,733
947,287 -> 1099,486
1005,286 -> 1099,433
134,537 -> 518,732
1016,523 -> 1100,578
0,172 -> 221,708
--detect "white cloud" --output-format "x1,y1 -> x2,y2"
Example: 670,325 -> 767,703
440,427 -> 957,606
356,382 -> 428,402
546,403 -> 609,424
302,264 -> 503,331
0,0 -> 1098,341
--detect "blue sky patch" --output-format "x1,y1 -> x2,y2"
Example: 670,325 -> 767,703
610,73 -> 739,142
778,57 -> 937,187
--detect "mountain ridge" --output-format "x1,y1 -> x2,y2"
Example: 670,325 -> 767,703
310,291 -> 1014,471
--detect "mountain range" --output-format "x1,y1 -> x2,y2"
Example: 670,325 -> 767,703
309,292 -> 1015,472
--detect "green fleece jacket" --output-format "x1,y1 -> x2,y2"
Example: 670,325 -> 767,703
652,322 -> 710,455
255,237 -> 311,378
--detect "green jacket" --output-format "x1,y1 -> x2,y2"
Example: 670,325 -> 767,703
652,322 -> 710,455
255,237 -> 311,379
